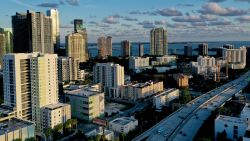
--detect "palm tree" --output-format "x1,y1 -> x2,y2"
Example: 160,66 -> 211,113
54,123 -> 64,134
64,119 -> 72,133
45,127 -> 53,141
71,119 -> 78,129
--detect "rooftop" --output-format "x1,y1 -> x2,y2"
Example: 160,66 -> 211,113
216,115 -> 245,124
0,118 -> 34,135
110,117 -> 137,126
43,103 -> 69,110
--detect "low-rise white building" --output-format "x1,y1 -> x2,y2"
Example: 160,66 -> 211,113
153,89 -> 179,110
151,55 -> 176,66
109,117 -> 138,134
41,103 -> 71,130
85,127 -> 114,141
120,81 -> 164,101
191,56 -> 218,76
129,56 -> 150,70
215,103 -> 250,141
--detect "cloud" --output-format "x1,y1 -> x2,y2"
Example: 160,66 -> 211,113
208,20 -> 232,26
154,20 -> 168,25
138,21 -> 155,28
37,3 -> 59,8
235,0 -> 250,2
236,16 -> 250,22
156,8 -> 183,16
103,16 -> 120,24
128,10 -> 157,16
176,4 -> 194,7
172,15 -> 217,23
65,0 -> 79,6
112,14 -> 123,18
168,23 -> 188,28
121,24 -> 133,28
198,2 -> 248,16
208,0 -> 227,2
123,16 -> 138,21
191,22 -> 207,27
89,21 -> 98,25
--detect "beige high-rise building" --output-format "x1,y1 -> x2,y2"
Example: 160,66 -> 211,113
47,9 -> 60,50
0,34 -> 5,68
58,57 -> 80,82
98,37 -> 107,58
30,54 -> 59,133
66,33 -> 86,63
150,28 -> 168,56
107,36 -> 112,56
3,53 -> 71,136
0,28 -> 13,54
74,19 -> 89,60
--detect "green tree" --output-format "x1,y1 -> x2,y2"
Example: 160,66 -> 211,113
54,123 -> 64,134
71,119 -> 78,129
119,133 -> 126,141
13,139 -> 22,141
45,127 -> 53,141
24,137 -> 36,141
180,88 -> 191,104
64,119 -> 72,133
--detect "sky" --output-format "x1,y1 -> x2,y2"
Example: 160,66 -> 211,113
0,0 -> 250,43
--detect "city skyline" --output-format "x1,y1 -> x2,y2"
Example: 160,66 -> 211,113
0,0 -> 250,43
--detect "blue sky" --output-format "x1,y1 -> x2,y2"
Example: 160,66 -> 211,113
0,0 -> 250,43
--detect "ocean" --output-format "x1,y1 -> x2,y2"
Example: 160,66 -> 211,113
86,41 -> 250,58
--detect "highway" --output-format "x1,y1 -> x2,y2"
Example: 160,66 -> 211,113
132,71 -> 250,141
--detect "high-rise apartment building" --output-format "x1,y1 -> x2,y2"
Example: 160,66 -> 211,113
3,53 -> 70,135
3,53 -> 34,121
198,43 -> 208,56
58,57 -> 80,82
98,37 -> 107,58
74,19 -> 89,60
150,28 -> 168,56
66,33 -> 86,63
222,47 -> 247,69
184,45 -> 192,57
0,28 -> 13,54
121,40 -> 131,57
12,11 -> 53,54
93,63 -> 124,97
107,36 -> 112,56
98,36 -> 112,58
0,34 -> 5,68
47,9 -> 60,50
139,43 -> 144,57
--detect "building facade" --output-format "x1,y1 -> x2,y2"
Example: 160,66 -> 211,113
222,47 -> 247,69
139,43 -> 144,57
109,117 -> 138,134
98,37 -> 107,58
0,118 -> 35,141
12,11 -> 53,54
184,45 -> 192,57
153,89 -> 179,111
151,55 -> 176,66
65,85 -> 105,121
173,73 -> 189,88
47,9 -> 60,50
129,57 -> 150,70
106,36 -> 112,56
120,81 -> 164,101
93,63 -> 124,98
41,103 -> 71,130
150,28 -> 168,56
74,19 -> 89,60
198,43 -> 208,56
0,34 -> 5,69
121,40 -> 131,57
66,33 -> 86,63
0,28 -> 13,54
58,57 -> 80,82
